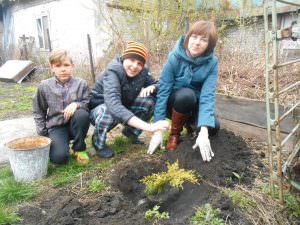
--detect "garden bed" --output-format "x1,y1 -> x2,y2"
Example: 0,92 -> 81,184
16,128 -> 295,225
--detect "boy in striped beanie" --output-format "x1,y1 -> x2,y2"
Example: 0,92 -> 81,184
89,41 -> 169,158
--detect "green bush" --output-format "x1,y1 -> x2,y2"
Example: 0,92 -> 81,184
141,160 -> 199,195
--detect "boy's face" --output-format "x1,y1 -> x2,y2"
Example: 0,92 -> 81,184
123,58 -> 143,78
50,57 -> 74,83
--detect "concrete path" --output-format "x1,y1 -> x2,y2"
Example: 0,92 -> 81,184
0,117 -> 37,165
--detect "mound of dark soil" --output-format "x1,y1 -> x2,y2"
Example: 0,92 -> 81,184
17,129 -> 263,225
112,129 -> 259,224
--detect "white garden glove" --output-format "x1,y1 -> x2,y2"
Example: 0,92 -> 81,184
147,131 -> 164,154
139,85 -> 156,97
192,126 -> 214,162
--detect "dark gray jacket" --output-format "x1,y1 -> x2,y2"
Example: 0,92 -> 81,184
89,57 -> 158,123
33,76 -> 89,136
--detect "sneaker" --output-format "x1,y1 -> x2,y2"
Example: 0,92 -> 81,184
122,127 -> 144,145
92,134 -> 114,158
74,151 -> 89,164
96,145 -> 114,158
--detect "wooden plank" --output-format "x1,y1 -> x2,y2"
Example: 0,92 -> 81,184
0,60 -> 35,83
215,94 -> 296,133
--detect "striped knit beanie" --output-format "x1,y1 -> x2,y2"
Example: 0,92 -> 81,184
121,41 -> 149,66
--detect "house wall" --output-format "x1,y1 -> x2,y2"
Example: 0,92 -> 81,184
10,0 -> 110,62
0,6 -> 3,65
221,12 -> 300,63
222,19 -> 265,60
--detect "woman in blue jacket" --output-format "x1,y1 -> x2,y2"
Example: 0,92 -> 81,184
148,20 -> 220,162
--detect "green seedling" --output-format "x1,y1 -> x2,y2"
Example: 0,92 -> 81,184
87,178 -> 106,193
190,203 -> 224,225
232,172 -> 244,184
145,205 -> 169,225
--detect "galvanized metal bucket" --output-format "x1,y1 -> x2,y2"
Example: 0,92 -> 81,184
6,136 -> 51,182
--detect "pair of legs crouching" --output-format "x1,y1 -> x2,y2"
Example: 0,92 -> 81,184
48,109 -> 90,164
90,96 -> 155,158
167,87 -> 220,150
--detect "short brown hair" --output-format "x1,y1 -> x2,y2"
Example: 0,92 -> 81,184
49,49 -> 73,65
183,20 -> 218,55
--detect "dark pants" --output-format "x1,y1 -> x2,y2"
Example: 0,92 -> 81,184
48,109 -> 90,164
167,87 -> 220,136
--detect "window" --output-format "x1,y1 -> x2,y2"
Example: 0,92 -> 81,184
36,15 -> 50,50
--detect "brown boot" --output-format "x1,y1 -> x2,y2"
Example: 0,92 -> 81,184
167,109 -> 190,151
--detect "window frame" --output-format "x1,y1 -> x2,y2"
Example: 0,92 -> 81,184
36,13 -> 50,50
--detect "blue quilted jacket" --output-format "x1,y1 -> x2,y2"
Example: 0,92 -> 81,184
154,35 -> 218,128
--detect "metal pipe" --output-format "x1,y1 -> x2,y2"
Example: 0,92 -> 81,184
283,139 -> 300,177
276,0 -> 300,7
264,0 -> 275,197
279,81 -> 300,95
274,58 -> 300,69
281,123 -> 300,147
279,101 -> 300,122
272,0 -> 284,203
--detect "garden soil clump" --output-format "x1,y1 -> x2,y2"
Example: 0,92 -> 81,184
17,128 -> 264,225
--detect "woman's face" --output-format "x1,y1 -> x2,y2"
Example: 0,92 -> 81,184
187,34 -> 209,57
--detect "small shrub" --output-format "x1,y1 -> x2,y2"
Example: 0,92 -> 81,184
0,205 -> 21,225
87,178 -> 106,193
141,160 -> 199,195
190,203 -> 224,225
145,205 -> 169,224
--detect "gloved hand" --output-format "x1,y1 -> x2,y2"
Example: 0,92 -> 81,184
192,126 -> 214,162
147,131 -> 164,154
139,85 -> 156,97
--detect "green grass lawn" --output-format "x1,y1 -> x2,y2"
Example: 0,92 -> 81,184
0,82 -> 37,120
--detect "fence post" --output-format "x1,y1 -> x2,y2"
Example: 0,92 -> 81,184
87,34 -> 95,83
46,28 -> 52,52
20,34 -> 28,60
